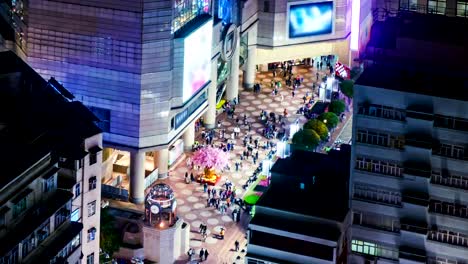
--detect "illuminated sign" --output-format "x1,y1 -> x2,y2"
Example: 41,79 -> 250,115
288,1 -> 333,38
182,20 -> 213,103
221,24 -> 238,62
350,0 -> 361,50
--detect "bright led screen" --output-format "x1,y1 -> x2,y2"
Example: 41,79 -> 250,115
289,1 -> 333,38
183,20 -> 213,103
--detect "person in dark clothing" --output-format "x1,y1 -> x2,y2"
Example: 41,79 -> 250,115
235,240 -> 240,251
199,248 -> 205,261
204,249 -> 209,260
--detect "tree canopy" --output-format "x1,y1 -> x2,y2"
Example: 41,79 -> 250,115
100,209 -> 122,256
340,80 -> 354,98
328,100 -> 346,115
292,129 -> 320,149
303,119 -> 329,140
318,112 -> 339,129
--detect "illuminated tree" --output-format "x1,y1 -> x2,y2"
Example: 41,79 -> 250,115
192,146 -> 230,184
339,80 -> 354,99
192,146 -> 229,170
304,119 -> 329,140
329,100 -> 346,115
318,112 -> 339,129
292,129 -> 320,150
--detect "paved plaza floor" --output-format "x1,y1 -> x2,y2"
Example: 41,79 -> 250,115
112,64 -> 353,264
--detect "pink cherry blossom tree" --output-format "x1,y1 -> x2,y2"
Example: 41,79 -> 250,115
191,146 -> 229,171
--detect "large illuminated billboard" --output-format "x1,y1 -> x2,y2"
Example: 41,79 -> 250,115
288,1 -> 333,38
183,20 -> 213,103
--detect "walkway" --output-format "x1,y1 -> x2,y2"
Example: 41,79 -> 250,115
112,63 -> 353,264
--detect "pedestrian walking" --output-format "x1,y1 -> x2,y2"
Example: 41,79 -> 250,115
199,248 -> 205,261
204,249 -> 209,260
235,240 -> 240,251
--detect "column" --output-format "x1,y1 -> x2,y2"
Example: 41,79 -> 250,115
203,58 -> 218,129
183,122 -> 195,151
243,45 -> 257,90
130,151 -> 145,204
157,148 -> 169,179
225,28 -> 240,102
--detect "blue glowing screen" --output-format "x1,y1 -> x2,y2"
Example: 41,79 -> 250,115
289,1 -> 333,38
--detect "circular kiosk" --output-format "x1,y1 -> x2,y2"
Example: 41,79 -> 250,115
145,183 -> 177,229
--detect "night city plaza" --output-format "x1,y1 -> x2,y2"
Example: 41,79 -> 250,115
0,0 -> 468,263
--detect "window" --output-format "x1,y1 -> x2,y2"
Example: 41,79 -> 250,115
428,0 -> 446,14
87,201 -> 96,217
71,209 -> 80,222
87,227 -> 96,242
43,176 -> 55,193
89,176 -> 97,191
89,107 -> 110,133
75,183 -> 81,198
87,253 -> 94,264
0,207 -> 7,228
13,191 -> 28,218
71,234 -> 80,249
89,153 -> 97,165
263,1 -> 270,12
351,239 -> 398,259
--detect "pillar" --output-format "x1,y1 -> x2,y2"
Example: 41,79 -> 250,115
157,148 -> 169,179
203,57 -> 218,129
226,28 -> 240,102
243,45 -> 257,89
130,151 -> 145,204
183,122 -> 195,151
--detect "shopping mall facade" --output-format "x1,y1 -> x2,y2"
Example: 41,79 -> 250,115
1,0 -> 372,204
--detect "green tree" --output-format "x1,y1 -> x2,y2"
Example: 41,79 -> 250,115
318,112 -> 339,129
340,80 -> 354,98
292,129 -> 320,149
303,119 -> 329,140
328,100 -> 346,115
100,209 -> 122,256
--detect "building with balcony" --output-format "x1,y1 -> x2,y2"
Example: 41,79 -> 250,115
349,14 -> 468,263
0,51 -> 102,264
246,146 -> 351,264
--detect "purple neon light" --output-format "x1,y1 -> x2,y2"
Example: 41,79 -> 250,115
350,0 -> 360,51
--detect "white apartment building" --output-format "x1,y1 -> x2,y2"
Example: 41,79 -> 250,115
350,62 -> 468,264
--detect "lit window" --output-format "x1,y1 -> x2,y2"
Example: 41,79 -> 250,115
75,183 -> 81,198
87,201 -> 96,217
89,176 -> 97,191
71,209 -> 80,222
87,227 -> 96,242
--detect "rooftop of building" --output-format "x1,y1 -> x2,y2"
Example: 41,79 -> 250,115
368,11 -> 468,49
258,145 -> 351,222
0,51 -> 101,190
250,211 -> 341,241
355,62 -> 468,101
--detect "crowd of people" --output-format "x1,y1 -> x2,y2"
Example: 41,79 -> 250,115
182,57 -> 341,263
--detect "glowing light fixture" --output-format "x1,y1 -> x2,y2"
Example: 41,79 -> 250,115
350,0 -> 361,51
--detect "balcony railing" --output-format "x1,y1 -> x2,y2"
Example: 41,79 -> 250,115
431,174 -> 468,190
353,192 -> 402,207
428,230 -> 468,248
353,217 -> 400,233
429,201 -> 468,219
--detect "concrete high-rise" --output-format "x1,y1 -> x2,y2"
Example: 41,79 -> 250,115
0,51 -> 102,264
349,12 -> 468,263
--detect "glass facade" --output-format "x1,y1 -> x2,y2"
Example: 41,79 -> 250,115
173,0 -> 211,32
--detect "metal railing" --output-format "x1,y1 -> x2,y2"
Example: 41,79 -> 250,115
431,174 -> 468,190
372,5 -> 468,22
428,230 -> 468,248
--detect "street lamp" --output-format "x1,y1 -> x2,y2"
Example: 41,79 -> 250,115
323,119 -> 327,124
